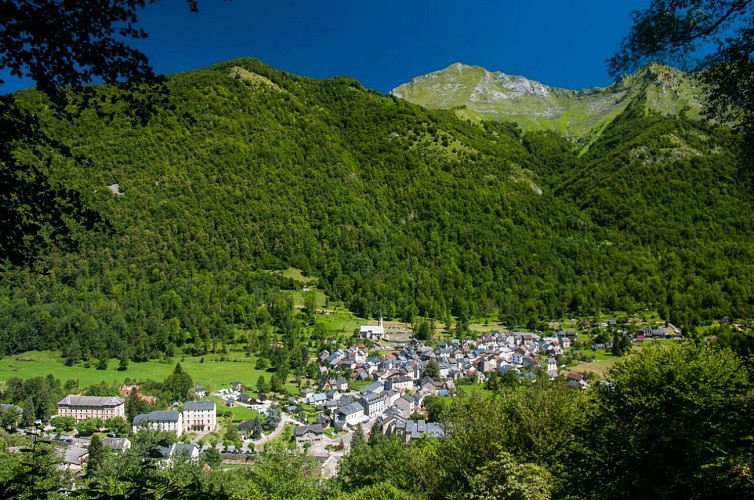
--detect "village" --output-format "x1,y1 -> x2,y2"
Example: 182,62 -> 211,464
2,315 -> 678,477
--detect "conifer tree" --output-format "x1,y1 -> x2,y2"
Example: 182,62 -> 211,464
86,434 -> 106,477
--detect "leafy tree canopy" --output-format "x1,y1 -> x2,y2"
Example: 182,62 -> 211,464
610,0 -> 754,166
571,342 -> 754,498
0,0 -> 200,264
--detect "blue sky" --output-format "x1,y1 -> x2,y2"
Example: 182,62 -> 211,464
4,0 -> 652,94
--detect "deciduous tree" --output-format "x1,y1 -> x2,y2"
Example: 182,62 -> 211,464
77,417 -> 103,437
423,360 -> 440,380
106,416 -> 131,437
572,342 -> 754,498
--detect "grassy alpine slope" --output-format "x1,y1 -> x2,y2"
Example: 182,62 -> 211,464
392,62 -> 703,145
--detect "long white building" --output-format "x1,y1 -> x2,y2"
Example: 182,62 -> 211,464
57,395 -> 125,422
132,410 -> 183,436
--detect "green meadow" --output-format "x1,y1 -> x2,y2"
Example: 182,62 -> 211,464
0,350 -> 291,395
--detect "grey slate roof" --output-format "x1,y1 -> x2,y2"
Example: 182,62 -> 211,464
361,381 -> 384,394
62,446 -> 89,465
338,402 -> 365,416
0,403 -> 22,414
361,392 -> 386,404
158,442 -> 198,457
102,437 -> 131,451
133,410 -> 180,426
236,420 -> 255,431
184,400 -> 215,411
294,424 -> 324,437
400,419 -> 445,439
57,395 -> 124,407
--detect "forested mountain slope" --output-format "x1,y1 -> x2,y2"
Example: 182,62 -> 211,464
0,58 -> 751,359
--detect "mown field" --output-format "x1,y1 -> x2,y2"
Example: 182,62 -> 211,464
0,350 -> 295,394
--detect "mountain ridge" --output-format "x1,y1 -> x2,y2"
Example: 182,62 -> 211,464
391,62 -> 704,144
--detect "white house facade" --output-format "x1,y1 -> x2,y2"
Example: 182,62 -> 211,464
132,410 -> 183,436
183,400 -> 216,432
56,395 -> 125,422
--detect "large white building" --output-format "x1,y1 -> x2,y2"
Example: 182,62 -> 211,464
57,395 -> 125,422
360,392 -> 387,416
334,402 -> 365,428
183,400 -> 216,432
132,410 -> 183,436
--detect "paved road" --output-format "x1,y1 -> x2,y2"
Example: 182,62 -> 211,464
252,414 -> 297,451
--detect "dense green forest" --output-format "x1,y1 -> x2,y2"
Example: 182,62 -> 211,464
1,58 -> 753,361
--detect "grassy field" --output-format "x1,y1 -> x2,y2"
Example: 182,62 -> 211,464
469,321 -> 504,334
274,268 -> 326,308
567,344 -> 646,378
210,396 -> 259,422
0,350 -> 295,394
316,309 -> 362,336
276,267 -> 365,336
571,348 -> 615,362
273,268 -> 318,285
568,358 -> 617,378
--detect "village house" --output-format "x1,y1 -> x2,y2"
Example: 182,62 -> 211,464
639,326 -> 666,338
477,356 -> 498,373
306,392 -> 328,405
158,442 -> 200,460
334,402 -> 365,428
119,384 -> 139,397
556,330 -> 576,348
325,390 -> 341,401
319,377 -> 349,392
540,338 -> 563,355
385,375 -> 413,391
236,419 -> 256,439
522,355 -> 539,368
237,393 -> 254,404
57,395 -> 125,422
0,403 -> 22,424
393,419 -> 445,442
394,394 -> 415,415
59,446 -> 89,472
337,358 -> 358,370
102,437 -> 131,452
511,346 -> 530,366
236,393 -> 264,409
346,347 -> 367,364
566,372 -> 587,389
294,424 -> 324,444
419,377 -> 441,396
